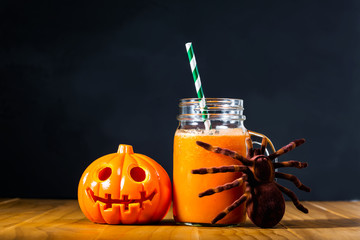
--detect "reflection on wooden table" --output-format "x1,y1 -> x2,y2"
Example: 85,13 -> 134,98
0,198 -> 359,239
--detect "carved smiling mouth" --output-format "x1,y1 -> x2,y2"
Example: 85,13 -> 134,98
86,187 -> 157,210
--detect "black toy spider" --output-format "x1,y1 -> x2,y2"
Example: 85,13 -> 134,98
192,137 -> 310,228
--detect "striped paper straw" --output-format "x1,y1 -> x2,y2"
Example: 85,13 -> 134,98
185,42 -> 211,130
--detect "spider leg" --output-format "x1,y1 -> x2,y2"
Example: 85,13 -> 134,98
246,137 -> 254,158
269,139 -> 305,160
275,172 -> 311,192
274,160 -> 308,169
192,165 -> 248,175
199,174 -> 247,197
275,182 -> 308,213
260,137 -> 267,155
212,182 -> 251,224
196,141 -> 253,166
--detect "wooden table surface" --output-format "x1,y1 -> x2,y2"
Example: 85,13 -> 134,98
1,198 -> 359,240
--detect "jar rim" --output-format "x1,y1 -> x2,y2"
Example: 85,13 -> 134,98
179,97 -> 243,101
179,98 -> 243,107
177,98 -> 245,121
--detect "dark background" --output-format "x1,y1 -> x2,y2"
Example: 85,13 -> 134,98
1,0 -> 359,201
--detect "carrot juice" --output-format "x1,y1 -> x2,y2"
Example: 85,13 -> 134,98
173,128 -> 248,225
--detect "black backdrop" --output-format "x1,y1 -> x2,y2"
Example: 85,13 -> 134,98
1,0 -> 359,200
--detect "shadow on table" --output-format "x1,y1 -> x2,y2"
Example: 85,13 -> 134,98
279,218 -> 360,229
159,218 -> 360,229
157,219 -> 257,227
158,220 -> 276,229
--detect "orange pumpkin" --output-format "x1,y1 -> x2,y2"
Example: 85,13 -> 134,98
78,144 -> 171,224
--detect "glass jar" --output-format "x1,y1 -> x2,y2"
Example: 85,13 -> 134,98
173,98 -> 274,226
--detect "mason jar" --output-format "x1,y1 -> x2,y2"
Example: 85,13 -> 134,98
173,98 -> 274,226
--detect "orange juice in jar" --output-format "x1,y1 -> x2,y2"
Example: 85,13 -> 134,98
173,98 -> 273,225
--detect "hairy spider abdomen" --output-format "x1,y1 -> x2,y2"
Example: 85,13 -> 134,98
247,183 -> 285,228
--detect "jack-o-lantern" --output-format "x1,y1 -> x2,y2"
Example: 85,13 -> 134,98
78,144 -> 172,224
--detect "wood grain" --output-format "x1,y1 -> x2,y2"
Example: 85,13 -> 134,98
0,198 -> 359,239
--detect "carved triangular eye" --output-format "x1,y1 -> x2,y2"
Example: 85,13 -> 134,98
130,166 -> 146,182
98,167 -> 112,181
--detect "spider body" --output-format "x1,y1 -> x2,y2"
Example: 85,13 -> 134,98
192,138 -> 310,228
246,182 -> 285,228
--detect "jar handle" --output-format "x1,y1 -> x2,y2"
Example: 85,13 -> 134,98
248,130 -> 276,157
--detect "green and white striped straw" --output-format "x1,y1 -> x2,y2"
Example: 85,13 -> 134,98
185,42 -> 211,130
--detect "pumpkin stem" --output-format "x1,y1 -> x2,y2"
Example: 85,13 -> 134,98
117,144 -> 134,154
